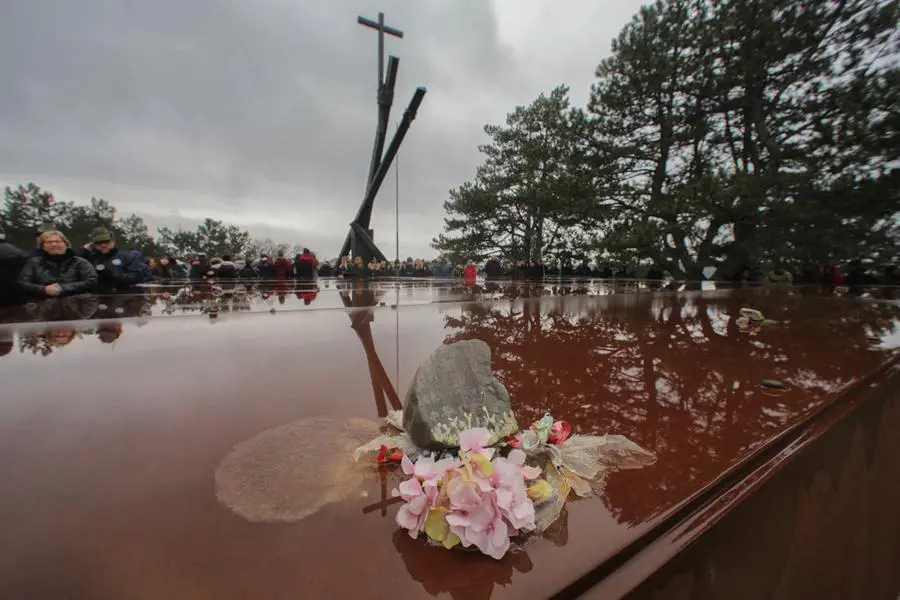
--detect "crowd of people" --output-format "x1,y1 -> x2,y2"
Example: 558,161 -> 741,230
2,223 -> 898,309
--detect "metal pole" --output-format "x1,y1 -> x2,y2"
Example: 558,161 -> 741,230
377,12 -> 385,89
394,121 -> 400,276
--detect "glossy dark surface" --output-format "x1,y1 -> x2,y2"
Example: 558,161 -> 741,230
607,364 -> 900,600
0,281 -> 898,599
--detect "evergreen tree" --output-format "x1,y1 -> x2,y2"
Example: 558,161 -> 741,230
588,0 -> 900,277
433,86 -> 600,262
0,183 -> 72,249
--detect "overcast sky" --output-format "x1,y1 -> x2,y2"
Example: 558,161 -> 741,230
0,0 -> 646,259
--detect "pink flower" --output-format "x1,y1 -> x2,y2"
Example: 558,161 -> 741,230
459,427 -> 496,460
393,477 -> 432,538
393,428 -> 543,559
548,420 -> 572,444
401,455 -> 460,487
446,495 -> 511,560
490,453 -> 537,532
507,448 -> 542,480
446,475 -> 482,510
394,455 -> 460,538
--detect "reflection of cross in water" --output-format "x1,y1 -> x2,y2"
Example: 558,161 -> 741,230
362,466 -> 402,517
343,284 -> 404,517
341,286 -> 403,418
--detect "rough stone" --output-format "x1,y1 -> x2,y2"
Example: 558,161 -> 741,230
402,339 -> 518,450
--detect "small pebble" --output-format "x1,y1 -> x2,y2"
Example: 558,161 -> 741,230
760,379 -> 786,390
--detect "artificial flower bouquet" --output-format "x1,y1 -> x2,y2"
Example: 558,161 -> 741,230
356,413 -> 655,559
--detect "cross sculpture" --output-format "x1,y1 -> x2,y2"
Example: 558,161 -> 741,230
339,11 -> 427,264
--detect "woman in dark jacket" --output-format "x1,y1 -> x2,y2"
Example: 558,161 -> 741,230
18,230 -> 98,297
151,255 -> 188,281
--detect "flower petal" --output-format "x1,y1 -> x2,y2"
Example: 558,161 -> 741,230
414,456 -> 436,480
471,453 -> 494,476
447,476 -> 481,510
507,449 -> 526,465
441,530 -> 461,550
522,465 -> 542,480
527,479 -> 554,502
397,477 -> 424,501
459,427 -> 492,452
424,508 -> 450,543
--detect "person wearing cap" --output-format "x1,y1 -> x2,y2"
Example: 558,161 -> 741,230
81,227 -> 152,289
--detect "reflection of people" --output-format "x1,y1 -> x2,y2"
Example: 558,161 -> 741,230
94,290 -> 152,320
18,231 -> 98,298
25,294 -> 100,322
0,329 -> 13,357
296,285 -> 319,306
97,322 -> 124,344
19,326 -> 78,356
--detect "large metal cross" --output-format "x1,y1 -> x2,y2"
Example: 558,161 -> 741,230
357,12 -> 404,89
341,11 -> 425,263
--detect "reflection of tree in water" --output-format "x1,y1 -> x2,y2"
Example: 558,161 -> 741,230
443,290 -> 899,525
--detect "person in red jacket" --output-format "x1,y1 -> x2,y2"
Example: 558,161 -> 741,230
294,248 -> 319,281
820,263 -> 843,296
274,251 -> 293,280
463,261 -> 477,287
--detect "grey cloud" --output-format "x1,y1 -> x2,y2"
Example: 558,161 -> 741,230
0,0 -> 636,257
1,1 -> 516,198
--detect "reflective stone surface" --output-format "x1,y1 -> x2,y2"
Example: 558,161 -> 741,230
0,281 -> 898,599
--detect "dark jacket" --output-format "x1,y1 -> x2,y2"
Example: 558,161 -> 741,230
294,253 -> 318,280
152,262 -> 188,281
81,247 -> 151,288
0,240 -> 26,263
189,260 -> 213,282
257,259 -> 276,280
274,257 -> 293,280
18,249 -> 98,297
484,259 -> 503,279
238,263 -> 257,280
215,260 -> 239,281
1,240 -> 28,305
